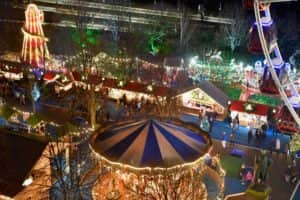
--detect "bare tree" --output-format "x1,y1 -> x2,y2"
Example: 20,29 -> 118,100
154,93 -> 177,119
15,129 -> 101,200
124,168 -> 207,200
48,137 -> 100,200
178,0 -> 198,52
290,50 -> 300,70
218,4 -> 248,52
110,20 -> 120,43
276,10 -> 300,57
87,85 -> 100,129
65,0 -> 101,129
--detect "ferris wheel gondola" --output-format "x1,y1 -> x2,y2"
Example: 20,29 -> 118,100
250,0 -> 300,129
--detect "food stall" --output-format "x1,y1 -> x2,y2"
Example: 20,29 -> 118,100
176,81 -> 230,116
0,65 -> 23,80
102,78 -> 171,101
229,100 -> 270,127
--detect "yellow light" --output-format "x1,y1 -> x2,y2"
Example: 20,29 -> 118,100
21,3 -> 49,67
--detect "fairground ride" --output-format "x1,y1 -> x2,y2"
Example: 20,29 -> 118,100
246,0 -> 300,131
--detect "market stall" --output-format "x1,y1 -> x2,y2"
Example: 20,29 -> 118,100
102,78 -> 172,101
176,81 -> 230,116
0,65 -> 23,80
229,100 -> 270,127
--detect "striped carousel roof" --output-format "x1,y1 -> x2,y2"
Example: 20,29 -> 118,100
92,119 -> 209,168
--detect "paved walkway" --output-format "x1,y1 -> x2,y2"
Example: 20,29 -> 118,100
210,140 -> 299,200
2,97 -> 298,200
180,113 -> 291,153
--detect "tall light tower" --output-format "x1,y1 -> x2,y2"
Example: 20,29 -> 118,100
21,4 -> 49,67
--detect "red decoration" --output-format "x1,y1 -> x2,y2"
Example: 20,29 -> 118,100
243,0 -> 254,10
43,72 -> 54,81
248,24 -> 277,55
230,100 -> 269,116
243,0 -> 270,11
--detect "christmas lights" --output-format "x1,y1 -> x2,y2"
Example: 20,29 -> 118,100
21,4 -> 49,67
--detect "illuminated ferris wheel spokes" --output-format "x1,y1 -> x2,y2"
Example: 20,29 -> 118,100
253,0 -> 300,126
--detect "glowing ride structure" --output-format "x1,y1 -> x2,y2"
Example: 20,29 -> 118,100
90,118 -> 224,199
249,0 -> 300,127
21,4 -> 49,67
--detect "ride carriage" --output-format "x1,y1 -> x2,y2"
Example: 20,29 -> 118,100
276,105 -> 300,133
248,22 -> 277,54
259,55 -> 291,94
243,0 -> 270,10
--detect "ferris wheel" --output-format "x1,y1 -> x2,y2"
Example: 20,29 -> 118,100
246,0 -> 300,127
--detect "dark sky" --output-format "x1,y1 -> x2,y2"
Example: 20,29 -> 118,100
130,0 -> 300,12
130,0 -> 223,11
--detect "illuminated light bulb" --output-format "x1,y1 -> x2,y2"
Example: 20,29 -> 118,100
21,4 -> 49,68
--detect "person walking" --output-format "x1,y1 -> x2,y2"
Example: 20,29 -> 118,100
232,117 -> 238,134
272,121 -> 278,137
20,93 -> 26,105
198,110 -> 203,124
275,137 -> 281,154
247,129 -> 252,144
261,123 -> 268,138
137,100 -> 141,112
256,128 -> 262,145
235,115 -> 240,129
230,132 -> 235,147
209,115 -> 214,133
227,114 -> 232,128
222,131 -> 227,149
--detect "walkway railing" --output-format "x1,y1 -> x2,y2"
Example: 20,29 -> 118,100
290,180 -> 300,200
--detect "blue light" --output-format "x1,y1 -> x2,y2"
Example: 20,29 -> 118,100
254,19 -> 274,27
265,61 -> 285,69
31,82 -> 40,102
273,62 -> 285,69
32,68 -> 43,80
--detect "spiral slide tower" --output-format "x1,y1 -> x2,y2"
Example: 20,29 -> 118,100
252,0 -> 300,127
21,4 -> 49,67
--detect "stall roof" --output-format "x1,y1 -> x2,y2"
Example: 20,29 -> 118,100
102,78 -> 173,97
0,132 -> 47,197
164,57 -> 184,67
0,65 -> 23,74
87,74 -> 101,85
43,72 -> 54,81
198,81 -> 230,107
230,100 -> 270,116
70,71 -> 81,82
176,81 -> 230,108
138,53 -> 164,64
92,119 -> 209,168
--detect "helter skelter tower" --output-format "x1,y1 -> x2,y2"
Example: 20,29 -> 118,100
21,4 -> 49,67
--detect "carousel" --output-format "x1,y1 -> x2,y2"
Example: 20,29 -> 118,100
89,117 -> 222,200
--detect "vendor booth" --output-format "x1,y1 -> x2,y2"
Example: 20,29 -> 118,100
230,100 -> 270,127
102,78 -> 171,101
176,81 -> 230,116
0,65 -> 23,80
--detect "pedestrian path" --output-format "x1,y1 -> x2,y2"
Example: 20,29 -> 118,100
12,94 -> 291,154
180,114 -> 290,153
201,174 -> 220,199
224,176 -> 249,196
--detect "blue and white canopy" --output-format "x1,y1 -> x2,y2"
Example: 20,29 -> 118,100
93,119 -> 209,168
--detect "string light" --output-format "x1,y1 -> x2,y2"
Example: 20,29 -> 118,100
21,4 -> 49,67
